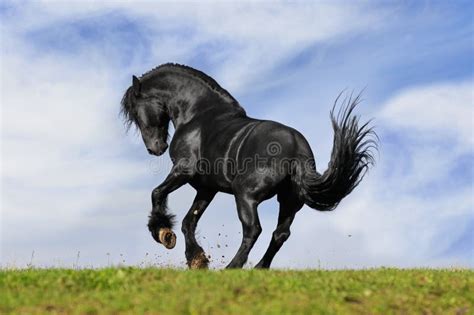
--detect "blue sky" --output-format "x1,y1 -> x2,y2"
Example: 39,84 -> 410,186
1,1 -> 473,268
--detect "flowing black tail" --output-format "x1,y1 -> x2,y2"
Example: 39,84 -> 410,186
300,92 -> 378,211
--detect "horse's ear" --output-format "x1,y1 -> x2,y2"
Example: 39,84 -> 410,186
132,75 -> 141,96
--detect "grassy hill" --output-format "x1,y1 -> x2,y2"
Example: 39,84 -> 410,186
1,268 -> 473,314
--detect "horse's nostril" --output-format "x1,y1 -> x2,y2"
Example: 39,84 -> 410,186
147,148 -> 154,154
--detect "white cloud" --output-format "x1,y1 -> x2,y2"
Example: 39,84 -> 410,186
379,81 -> 474,147
1,1 -> 389,93
0,23 -> 154,264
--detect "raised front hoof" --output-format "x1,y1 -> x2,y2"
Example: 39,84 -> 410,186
152,228 -> 176,249
188,252 -> 209,270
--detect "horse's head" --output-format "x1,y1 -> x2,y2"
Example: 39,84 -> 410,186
122,75 -> 170,156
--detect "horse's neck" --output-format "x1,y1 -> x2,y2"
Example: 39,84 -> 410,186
167,79 -> 235,129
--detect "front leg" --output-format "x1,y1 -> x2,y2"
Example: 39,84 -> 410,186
148,166 -> 191,249
182,189 -> 217,269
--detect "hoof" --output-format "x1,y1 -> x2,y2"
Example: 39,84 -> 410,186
189,252 -> 209,269
158,228 -> 176,249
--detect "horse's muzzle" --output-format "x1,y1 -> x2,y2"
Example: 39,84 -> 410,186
147,143 -> 168,156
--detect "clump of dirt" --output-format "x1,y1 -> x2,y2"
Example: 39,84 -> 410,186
189,252 -> 209,269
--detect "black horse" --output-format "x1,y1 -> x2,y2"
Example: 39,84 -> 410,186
121,63 -> 376,269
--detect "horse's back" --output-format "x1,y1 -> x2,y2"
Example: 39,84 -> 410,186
240,120 -> 314,161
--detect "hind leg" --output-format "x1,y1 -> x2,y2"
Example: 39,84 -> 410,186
255,192 -> 303,269
226,193 -> 262,268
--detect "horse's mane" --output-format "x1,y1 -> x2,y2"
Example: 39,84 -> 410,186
141,63 -> 238,104
120,85 -> 136,130
121,63 -> 244,130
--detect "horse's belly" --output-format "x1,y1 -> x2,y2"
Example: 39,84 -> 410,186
189,174 -> 234,194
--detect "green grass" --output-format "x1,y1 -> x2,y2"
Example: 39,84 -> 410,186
1,268 -> 473,314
